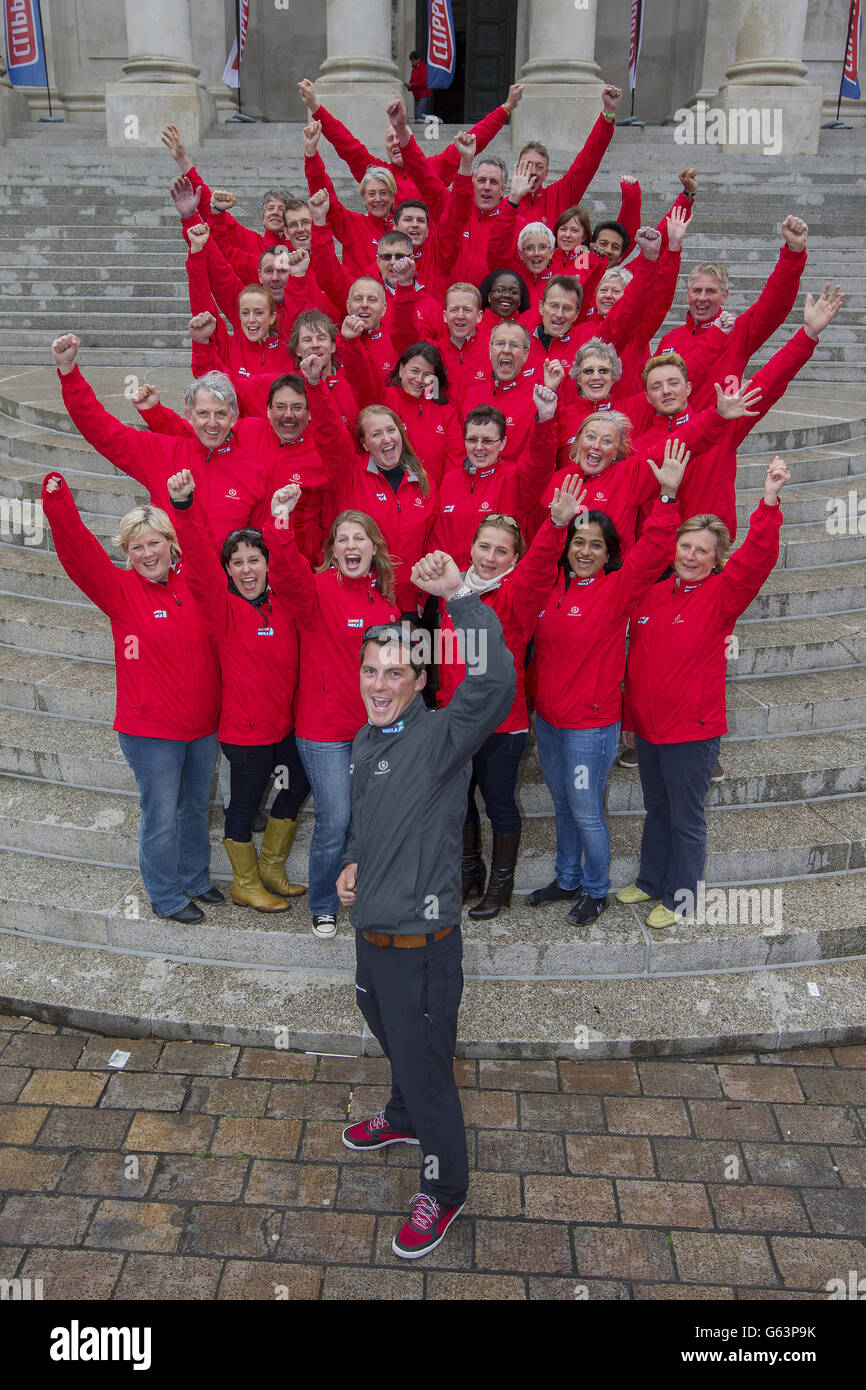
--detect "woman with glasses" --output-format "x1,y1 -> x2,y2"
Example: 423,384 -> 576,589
264,488 -> 400,939
436,480 -> 586,920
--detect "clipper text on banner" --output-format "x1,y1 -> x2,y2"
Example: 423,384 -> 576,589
628,0 -> 645,93
223,0 -> 250,89
427,0 -> 456,90
4,0 -> 48,87
841,0 -> 862,100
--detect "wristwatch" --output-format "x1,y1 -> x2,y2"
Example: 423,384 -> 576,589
449,583 -> 474,601
659,493 -> 678,504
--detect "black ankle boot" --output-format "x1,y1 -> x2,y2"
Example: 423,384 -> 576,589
461,817 -> 486,904
468,831 -> 520,920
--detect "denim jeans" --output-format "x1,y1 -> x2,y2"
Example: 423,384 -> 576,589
635,735 -> 720,910
466,730 -> 527,835
535,717 -> 621,897
118,731 -> 219,916
296,737 -> 353,914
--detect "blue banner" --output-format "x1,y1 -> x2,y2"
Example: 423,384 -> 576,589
841,0 -> 861,100
4,0 -> 48,88
427,0 -> 456,91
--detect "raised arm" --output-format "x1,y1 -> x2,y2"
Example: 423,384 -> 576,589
262,485 -> 320,628
616,176 -> 642,246
338,318 -> 386,407
166,470 -> 232,631
412,555 -> 516,776
734,216 -> 808,360
537,86 -> 621,222
715,459 -> 788,625
52,337 -> 167,491
428,86 -> 520,183
509,383 -> 561,511
388,99 -> 449,220
303,367 -> 359,492
40,473 -> 126,618
299,79 -> 378,184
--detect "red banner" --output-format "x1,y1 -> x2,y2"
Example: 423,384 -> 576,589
223,0 -> 250,89
628,0 -> 644,93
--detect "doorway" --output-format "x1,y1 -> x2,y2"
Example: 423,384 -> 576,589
415,0 -> 517,124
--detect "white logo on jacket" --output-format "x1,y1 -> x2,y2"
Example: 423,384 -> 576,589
374,759 -> 390,776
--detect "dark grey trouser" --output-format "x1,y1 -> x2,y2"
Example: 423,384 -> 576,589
354,926 -> 467,1208
635,735 -> 721,911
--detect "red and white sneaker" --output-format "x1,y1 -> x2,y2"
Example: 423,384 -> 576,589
392,1192 -> 465,1259
341,1110 -> 421,1151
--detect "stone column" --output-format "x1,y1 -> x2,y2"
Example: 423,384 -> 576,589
717,0 -> 823,156
105,0 -> 214,148
511,0 -> 604,152
314,0 -> 402,150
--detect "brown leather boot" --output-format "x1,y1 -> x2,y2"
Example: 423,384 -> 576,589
461,816 -> 486,904
468,831 -> 520,920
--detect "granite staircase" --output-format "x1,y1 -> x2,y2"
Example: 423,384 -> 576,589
0,120 -> 863,1056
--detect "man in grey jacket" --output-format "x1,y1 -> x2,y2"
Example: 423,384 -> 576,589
337,548 -> 516,1259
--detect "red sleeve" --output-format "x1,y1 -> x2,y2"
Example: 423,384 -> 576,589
575,250 -> 608,320
399,135 -> 449,220
510,415 -> 558,512
60,365 -> 168,491
730,327 -> 816,447
715,499 -> 782,626
310,223 -> 352,316
41,474 -> 125,619
637,247 -> 681,343
505,515 -> 568,633
306,378 -> 358,492
734,245 -> 807,362
138,400 -> 195,439
427,101 -> 510,185
262,516 -> 319,628
486,200 -> 520,273
597,254 -> 658,351
179,165 -> 214,249
656,191 -> 692,247
210,208 -> 260,258
429,172 -> 475,275
442,405 -> 465,474
185,250 -> 233,363
202,239 -> 245,328
608,498 -> 679,616
616,180 -> 642,246
315,103 -> 378,184
338,335 -> 385,409
170,500 -> 231,633
306,153 -> 364,258
539,113 -> 615,224
190,335 -> 224,379
390,283 -> 425,358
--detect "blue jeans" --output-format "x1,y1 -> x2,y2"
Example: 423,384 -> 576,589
118,731 -> 218,916
635,735 -> 720,910
414,96 -> 430,121
296,737 -> 353,914
535,717 -> 620,897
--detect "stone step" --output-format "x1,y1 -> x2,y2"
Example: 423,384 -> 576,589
736,476 -> 866,528
735,444 -> 866,489
0,917 -> 864,1057
0,455 -> 145,515
722,667 -> 866,736
0,650 -> 116,722
0,593 -> 114,661
0,710 -> 863,884
779,522 -> 866,568
743,561 -> 866,620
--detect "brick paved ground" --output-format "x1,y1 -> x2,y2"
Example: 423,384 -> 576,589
1,1013 -> 864,1301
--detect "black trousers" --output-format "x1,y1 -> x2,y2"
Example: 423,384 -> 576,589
635,735 -> 721,911
354,926 -> 467,1208
220,732 -> 310,840
465,730 -> 527,835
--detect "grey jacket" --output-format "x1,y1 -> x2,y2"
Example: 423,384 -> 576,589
344,591 -> 516,936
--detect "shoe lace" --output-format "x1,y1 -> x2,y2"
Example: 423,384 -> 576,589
408,1192 -> 441,1232
367,1111 -> 389,1133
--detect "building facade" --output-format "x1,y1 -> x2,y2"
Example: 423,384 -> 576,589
0,0 -> 863,153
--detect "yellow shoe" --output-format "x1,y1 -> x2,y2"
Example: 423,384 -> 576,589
258,817 -> 307,898
224,838 -> 289,913
615,883 -> 652,905
646,904 -> 678,929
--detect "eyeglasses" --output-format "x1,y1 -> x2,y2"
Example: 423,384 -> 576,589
578,366 -> 612,377
377,252 -> 405,261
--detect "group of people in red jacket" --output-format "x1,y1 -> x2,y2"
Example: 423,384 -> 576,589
45,75 -> 843,937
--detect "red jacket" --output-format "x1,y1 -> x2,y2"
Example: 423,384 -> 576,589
460,360 -> 548,466
369,381 -> 464,488
61,367 -> 268,551
532,500 -> 679,730
185,164 -> 292,256
311,99 -> 509,208
171,497 -> 298,745
41,475 -> 220,741
437,516 -> 568,734
305,151 -> 393,279
514,113 -> 615,228
656,245 -> 807,412
623,499 -> 783,743
262,517 -> 399,741
408,60 -> 430,100
307,379 -> 439,612
190,336 -> 369,433
433,416 -> 558,569
184,245 -> 294,375
541,404 -> 728,549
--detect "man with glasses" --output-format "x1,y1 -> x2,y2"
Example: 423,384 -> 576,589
337,560 -> 515,1259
